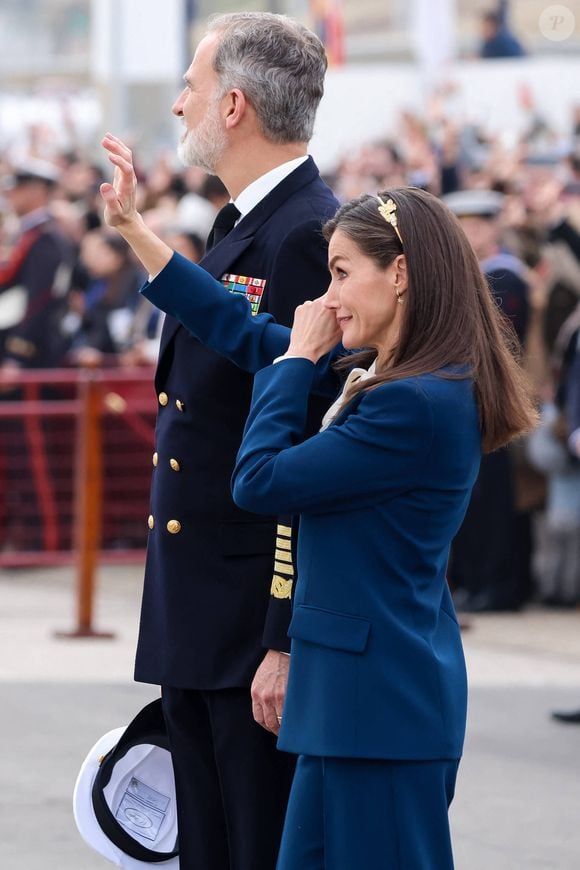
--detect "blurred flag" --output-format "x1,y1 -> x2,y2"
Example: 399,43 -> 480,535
310,0 -> 345,67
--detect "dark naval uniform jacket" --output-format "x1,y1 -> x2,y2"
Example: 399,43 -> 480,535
0,210 -> 73,367
135,157 -> 338,689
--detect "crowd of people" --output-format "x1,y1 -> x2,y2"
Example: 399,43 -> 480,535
1,87 -> 579,612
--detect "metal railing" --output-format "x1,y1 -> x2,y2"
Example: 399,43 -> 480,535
0,366 -> 156,636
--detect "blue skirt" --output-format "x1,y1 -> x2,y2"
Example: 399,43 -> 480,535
277,754 -> 459,870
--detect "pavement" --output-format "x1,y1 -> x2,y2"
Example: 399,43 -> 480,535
1,565 -> 580,869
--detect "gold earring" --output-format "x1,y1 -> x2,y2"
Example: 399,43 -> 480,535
396,287 -> 404,305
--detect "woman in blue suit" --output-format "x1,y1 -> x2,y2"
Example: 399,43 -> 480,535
101,143 -> 537,868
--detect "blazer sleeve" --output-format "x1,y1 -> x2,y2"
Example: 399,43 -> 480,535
141,251 -> 339,399
232,358 -> 434,517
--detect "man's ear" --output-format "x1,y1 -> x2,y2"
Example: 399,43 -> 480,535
224,89 -> 247,131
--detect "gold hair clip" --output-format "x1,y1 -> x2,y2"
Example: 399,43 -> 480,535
377,196 -> 403,247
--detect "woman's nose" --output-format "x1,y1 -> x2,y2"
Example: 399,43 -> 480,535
324,282 -> 339,308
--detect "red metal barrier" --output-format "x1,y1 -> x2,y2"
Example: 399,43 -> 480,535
0,366 -> 157,635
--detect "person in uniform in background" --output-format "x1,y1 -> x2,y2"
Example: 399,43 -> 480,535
0,160 -> 74,552
101,12 -> 338,870
0,159 -> 73,371
444,190 -> 531,612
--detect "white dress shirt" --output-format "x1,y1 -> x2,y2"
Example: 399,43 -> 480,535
320,360 -> 377,430
233,155 -> 309,220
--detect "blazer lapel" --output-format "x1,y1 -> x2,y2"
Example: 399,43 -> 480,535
157,157 -> 321,362
202,156 -> 320,279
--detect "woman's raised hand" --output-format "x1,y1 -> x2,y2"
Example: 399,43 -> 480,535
286,295 -> 342,364
100,133 -> 140,229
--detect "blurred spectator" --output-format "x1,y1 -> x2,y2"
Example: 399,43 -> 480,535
541,317 -> 580,725
445,189 -> 531,612
65,229 -> 145,366
199,174 -> 230,211
0,159 -> 74,370
528,213 -> 580,607
57,154 -> 105,230
480,0 -> 526,59
566,330 -> 580,459
528,326 -> 580,605
175,190 -> 216,238
175,174 -> 227,236
119,229 -> 204,368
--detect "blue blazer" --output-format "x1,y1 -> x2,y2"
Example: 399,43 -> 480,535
143,253 -> 481,760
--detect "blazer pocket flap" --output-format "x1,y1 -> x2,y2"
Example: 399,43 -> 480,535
288,604 -> 370,653
220,522 -> 275,556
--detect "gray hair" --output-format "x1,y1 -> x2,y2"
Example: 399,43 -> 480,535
206,12 -> 327,145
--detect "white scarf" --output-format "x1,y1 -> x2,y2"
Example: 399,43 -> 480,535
320,360 -> 377,431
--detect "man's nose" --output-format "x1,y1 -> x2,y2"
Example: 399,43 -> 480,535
172,90 -> 186,117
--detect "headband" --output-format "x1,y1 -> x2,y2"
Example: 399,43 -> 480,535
377,196 -> 404,247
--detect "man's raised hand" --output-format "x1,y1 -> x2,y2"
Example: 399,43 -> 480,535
100,133 -> 139,228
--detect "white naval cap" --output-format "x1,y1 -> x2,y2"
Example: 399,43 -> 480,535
442,189 -> 505,219
73,699 -> 179,867
2,158 -> 61,190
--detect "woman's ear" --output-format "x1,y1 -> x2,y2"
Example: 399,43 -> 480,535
393,255 -> 408,293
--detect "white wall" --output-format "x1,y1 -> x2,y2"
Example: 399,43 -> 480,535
310,56 -> 580,171
1,56 -> 579,170
90,0 -> 185,83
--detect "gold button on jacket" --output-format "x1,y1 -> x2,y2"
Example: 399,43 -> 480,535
148,515 -> 155,529
170,458 -> 180,472
158,392 -> 168,406
152,452 -> 158,467
167,520 -> 182,534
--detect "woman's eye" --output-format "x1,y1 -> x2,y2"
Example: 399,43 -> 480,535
337,269 -> 347,279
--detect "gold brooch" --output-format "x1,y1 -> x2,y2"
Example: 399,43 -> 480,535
377,196 -> 404,247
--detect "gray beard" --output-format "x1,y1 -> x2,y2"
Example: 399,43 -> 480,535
177,125 -> 226,174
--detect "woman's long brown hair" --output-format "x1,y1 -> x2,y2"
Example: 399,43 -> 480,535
323,188 -> 538,453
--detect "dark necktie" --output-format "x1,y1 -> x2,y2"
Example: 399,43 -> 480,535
206,202 -> 241,251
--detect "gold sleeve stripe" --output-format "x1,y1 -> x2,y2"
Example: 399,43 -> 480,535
271,575 -> 293,599
276,537 -> 291,551
275,549 -> 293,563
277,524 -> 292,537
274,561 -> 294,576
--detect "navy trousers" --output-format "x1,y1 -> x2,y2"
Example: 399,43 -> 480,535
161,686 -> 295,870
276,755 -> 459,870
